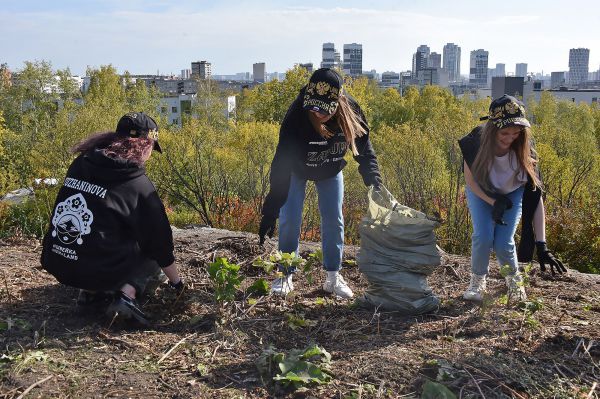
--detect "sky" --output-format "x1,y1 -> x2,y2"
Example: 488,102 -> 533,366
1,0 -> 599,77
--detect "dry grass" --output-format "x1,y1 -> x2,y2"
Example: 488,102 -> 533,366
1,227 -> 599,398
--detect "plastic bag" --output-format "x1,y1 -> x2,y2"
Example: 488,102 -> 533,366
358,186 -> 441,314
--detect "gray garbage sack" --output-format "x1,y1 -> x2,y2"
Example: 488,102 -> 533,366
357,186 -> 441,314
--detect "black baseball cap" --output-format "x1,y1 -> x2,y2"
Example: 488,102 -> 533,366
481,94 -> 531,129
302,68 -> 343,115
116,112 -> 162,153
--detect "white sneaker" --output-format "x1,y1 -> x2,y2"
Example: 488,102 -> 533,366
505,273 -> 527,301
271,274 -> 294,296
463,273 -> 487,301
323,273 -> 354,299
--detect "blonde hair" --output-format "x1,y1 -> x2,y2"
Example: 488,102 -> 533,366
308,94 -> 367,156
472,122 -> 541,193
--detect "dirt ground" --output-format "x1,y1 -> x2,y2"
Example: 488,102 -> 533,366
1,226 -> 599,398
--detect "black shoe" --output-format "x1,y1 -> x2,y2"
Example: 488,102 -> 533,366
76,290 -> 113,308
106,292 -> 149,326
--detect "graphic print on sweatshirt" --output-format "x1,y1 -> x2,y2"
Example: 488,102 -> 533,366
51,193 -> 94,246
305,134 -> 348,167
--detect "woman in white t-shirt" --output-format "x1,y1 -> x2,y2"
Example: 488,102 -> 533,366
458,95 -> 542,302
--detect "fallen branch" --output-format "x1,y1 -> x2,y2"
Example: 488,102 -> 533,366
16,375 -> 53,399
464,367 -> 487,398
211,343 -> 222,362
240,294 -> 270,318
572,338 -> 585,357
158,332 -> 197,364
587,382 -> 597,399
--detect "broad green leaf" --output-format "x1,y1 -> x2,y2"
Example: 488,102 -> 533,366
421,380 -> 457,399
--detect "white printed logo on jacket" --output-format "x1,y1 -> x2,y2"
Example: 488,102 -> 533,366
51,193 -> 94,245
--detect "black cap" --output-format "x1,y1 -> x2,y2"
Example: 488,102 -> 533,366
481,94 -> 531,129
302,68 -> 343,115
116,112 -> 162,153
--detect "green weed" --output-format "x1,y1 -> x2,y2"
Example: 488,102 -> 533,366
207,257 -> 244,304
256,344 -> 333,390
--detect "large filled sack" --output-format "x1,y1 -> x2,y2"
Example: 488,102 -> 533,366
357,186 -> 441,314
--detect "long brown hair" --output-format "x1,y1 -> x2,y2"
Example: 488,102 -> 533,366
308,94 -> 367,156
471,122 -> 541,193
71,132 -> 154,166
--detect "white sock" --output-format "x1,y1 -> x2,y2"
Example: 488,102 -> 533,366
326,271 -> 339,280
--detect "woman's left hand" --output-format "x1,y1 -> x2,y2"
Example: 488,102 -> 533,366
536,242 -> 567,274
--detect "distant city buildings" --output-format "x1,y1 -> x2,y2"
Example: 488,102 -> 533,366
253,62 -> 266,83
321,43 -> 339,69
569,48 -> 590,86
418,68 -> 449,88
429,52 -> 442,69
551,71 -> 566,88
8,38 -> 599,127
443,43 -> 461,82
362,69 -> 378,81
412,45 -> 430,77
381,71 -> 400,88
515,63 -> 528,77
469,49 -> 489,86
191,61 -> 211,80
495,63 -> 506,77
343,43 -> 363,76
492,76 -> 528,99
298,63 -> 313,73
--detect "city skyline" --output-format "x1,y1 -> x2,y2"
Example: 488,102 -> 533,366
1,0 -> 599,76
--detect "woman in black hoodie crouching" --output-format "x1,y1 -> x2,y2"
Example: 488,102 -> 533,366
41,112 -> 183,325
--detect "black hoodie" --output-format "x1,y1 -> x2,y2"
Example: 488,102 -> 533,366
261,89 -> 381,219
41,149 -> 174,291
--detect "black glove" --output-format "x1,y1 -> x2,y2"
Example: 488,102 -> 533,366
168,279 -> 185,293
258,215 -> 276,245
491,195 -> 513,225
536,242 -> 567,275
371,178 -> 382,192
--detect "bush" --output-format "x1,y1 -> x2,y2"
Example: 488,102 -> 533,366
0,187 -> 57,238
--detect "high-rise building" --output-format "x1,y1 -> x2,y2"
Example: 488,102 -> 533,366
343,43 -> 363,76
191,61 -> 211,79
180,69 -> 191,79
551,71 -> 566,88
495,63 -> 506,77
412,45 -> 430,77
253,62 -> 266,83
429,52 -> 442,68
469,49 -> 489,86
321,43 -> 337,69
515,63 -> 528,77
443,43 -> 461,82
568,48 -> 590,86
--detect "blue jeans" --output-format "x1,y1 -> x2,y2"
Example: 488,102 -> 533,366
278,172 -> 344,273
466,186 -> 524,276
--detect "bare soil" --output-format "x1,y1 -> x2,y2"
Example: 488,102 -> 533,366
1,227 -> 599,398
